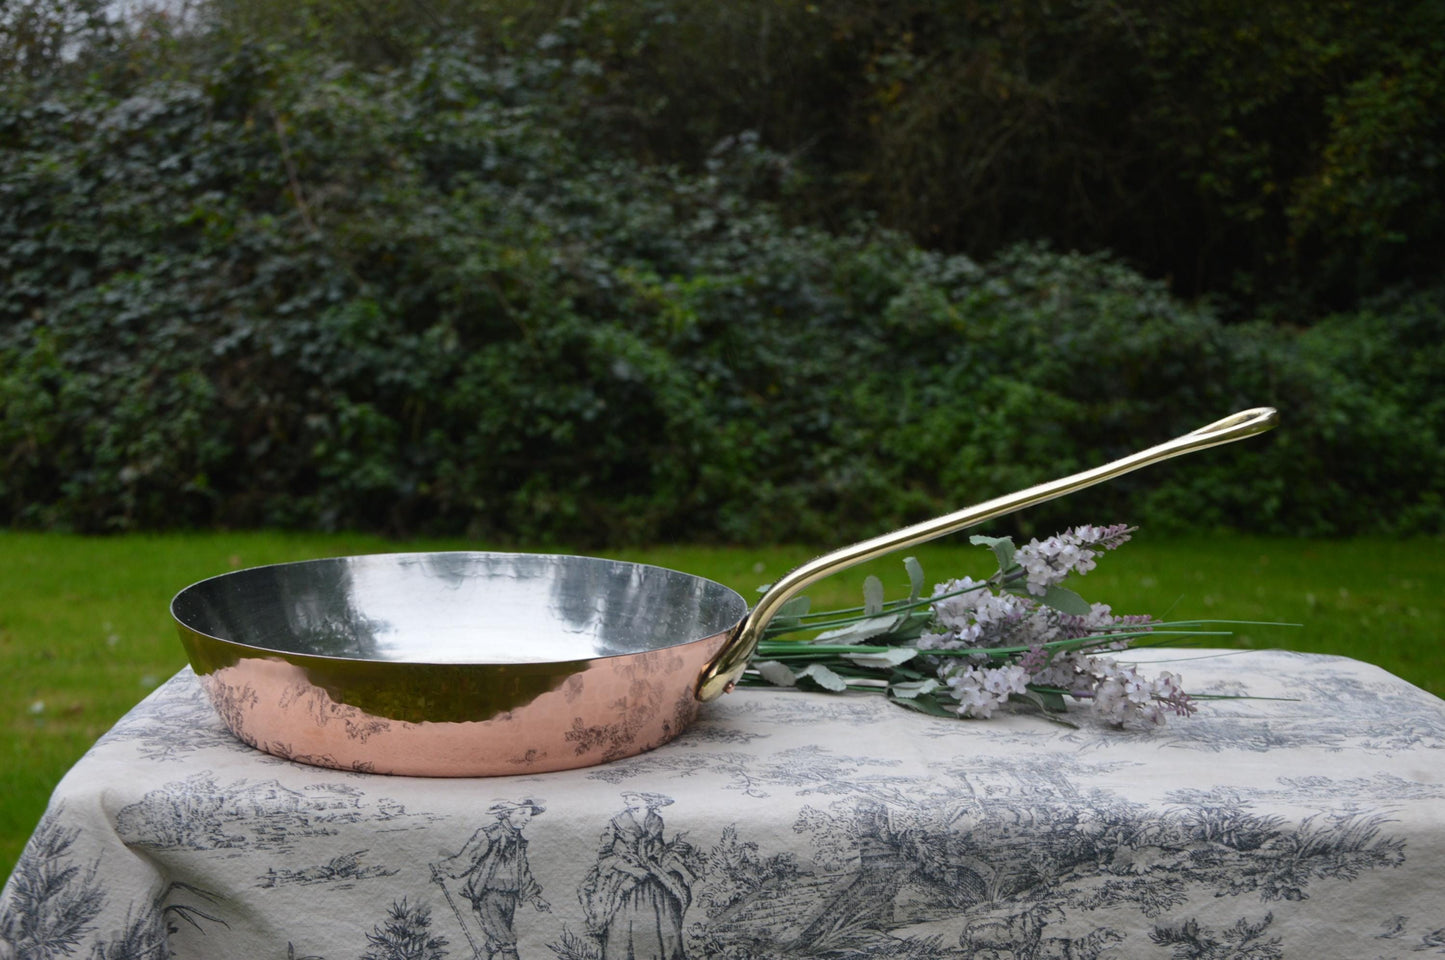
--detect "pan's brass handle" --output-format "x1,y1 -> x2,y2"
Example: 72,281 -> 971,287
697,406 -> 1279,701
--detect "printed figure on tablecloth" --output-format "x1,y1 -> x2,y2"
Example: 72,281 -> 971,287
579,792 -> 698,960
432,798 -> 551,960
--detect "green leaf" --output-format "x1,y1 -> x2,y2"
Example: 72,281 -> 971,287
814,613 -> 900,644
863,575 -> 885,616
1013,691 -> 1079,727
888,691 -> 958,718
766,595 -> 813,633
1028,688 -> 1069,712
884,610 -> 933,643
1037,585 -> 1092,616
794,663 -> 849,692
970,534 -> 1016,572
904,556 -> 924,601
887,677 -> 939,699
779,596 -> 811,618
843,647 -> 918,669
754,660 -> 797,687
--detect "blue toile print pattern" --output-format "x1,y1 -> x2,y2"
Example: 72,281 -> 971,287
2,649 -> 1444,959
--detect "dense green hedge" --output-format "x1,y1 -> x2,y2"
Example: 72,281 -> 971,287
2,41 -> 1440,543
90,0 -> 1441,318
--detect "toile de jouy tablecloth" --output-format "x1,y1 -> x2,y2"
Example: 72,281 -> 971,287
4,648 -> 1445,960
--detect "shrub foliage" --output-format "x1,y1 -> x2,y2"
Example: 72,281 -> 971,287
1,19 -> 1441,543
168,0 -> 1445,316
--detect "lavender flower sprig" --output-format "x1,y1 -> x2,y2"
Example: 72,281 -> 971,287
744,525 -> 1224,728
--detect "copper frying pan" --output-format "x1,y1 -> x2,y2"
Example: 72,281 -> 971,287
171,408 -> 1277,776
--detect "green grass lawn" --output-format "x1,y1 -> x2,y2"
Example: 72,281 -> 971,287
3,529 -> 1442,880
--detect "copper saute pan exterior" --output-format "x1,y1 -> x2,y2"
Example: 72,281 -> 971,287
171,408 -> 1277,776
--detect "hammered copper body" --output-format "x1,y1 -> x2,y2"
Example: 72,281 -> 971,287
172,408 -> 1278,776
173,553 -> 745,776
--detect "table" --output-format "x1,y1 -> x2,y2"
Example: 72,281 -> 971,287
4,649 -> 1445,959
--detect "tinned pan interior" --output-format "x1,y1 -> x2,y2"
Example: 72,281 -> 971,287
170,552 -> 748,775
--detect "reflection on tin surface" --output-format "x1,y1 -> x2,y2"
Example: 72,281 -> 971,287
170,552 -> 748,665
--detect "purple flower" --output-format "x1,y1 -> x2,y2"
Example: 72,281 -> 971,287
1012,524 -> 1134,596
944,663 -> 1030,718
1079,660 -> 1197,726
894,524 -> 1194,728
